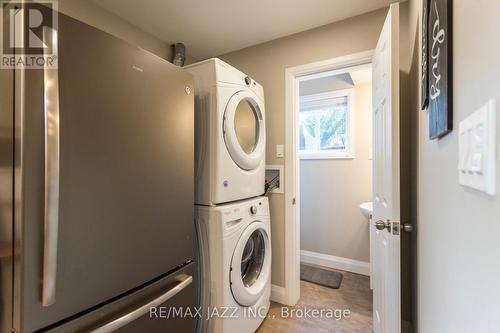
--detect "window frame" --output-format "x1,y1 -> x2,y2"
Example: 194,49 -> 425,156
298,88 -> 355,160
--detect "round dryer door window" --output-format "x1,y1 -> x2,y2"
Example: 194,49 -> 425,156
224,91 -> 265,171
230,221 -> 271,306
234,100 -> 258,154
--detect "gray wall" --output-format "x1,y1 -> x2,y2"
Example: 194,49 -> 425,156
408,0 -> 500,332
57,0 -> 171,60
56,0 -> 197,63
220,8 -> 388,286
300,82 -> 372,262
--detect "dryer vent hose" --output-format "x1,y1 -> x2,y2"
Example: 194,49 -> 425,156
172,43 -> 186,67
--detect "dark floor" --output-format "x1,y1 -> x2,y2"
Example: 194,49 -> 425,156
257,265 -> 373,333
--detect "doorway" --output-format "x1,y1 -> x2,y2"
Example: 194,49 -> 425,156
283,51 -> 374,306
296,61 -> 375,333
280,4 -> 408,333
298,64 -> 374,280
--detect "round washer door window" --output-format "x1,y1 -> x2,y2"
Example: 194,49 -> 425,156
230,221 -> 271,306
223,91 -> 265,171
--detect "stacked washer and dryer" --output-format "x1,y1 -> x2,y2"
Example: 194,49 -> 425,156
185,59 -> 271,333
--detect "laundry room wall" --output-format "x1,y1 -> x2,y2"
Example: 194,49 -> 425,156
300,81 -> 372,264
219,7 -> 390,287
407,0 -> 500,332
54,0 -> 198,63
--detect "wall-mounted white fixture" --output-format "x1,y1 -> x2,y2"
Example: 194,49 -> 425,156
458,99 -> 496,195
359,201 -> 373,220
265,165 -> 284,194
359,201 -> 374,290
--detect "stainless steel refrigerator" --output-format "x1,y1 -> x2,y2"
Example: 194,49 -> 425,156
0,7 -> 198,333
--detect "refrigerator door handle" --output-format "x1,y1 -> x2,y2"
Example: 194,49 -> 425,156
42,26 -> 60,307
90,274 -> 193,333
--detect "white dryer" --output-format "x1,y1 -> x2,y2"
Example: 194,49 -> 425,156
185,58 -> 266,205
196,197 -> 271,333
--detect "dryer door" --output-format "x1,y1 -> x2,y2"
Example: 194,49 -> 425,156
230,221 -> 271,306
223,91 -> 265,171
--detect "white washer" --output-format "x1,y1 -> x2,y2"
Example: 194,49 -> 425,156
196,197 -> 271,333
185,58 -> 266,205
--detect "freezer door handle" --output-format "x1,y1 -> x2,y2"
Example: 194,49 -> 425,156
42,26 -> 60,307
90,274 -> 193,333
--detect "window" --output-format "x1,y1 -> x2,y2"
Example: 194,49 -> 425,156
299,89 -> 354,159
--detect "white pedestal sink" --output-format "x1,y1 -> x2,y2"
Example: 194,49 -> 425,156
359,201 -> 373,289
359,201 -> 373,219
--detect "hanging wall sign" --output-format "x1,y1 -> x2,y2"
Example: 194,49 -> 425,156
421,0 -> 430,110
428,0 -> 452,139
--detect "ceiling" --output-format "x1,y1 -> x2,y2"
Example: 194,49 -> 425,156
300,73 -> 353,96
93,0 -> 402,60
299,66 -> 372,96
350,67 -> 372,85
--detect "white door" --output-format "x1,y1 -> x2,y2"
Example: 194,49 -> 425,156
372,3 -> 401,333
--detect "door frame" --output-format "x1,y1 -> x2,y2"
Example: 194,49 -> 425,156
283,50 -> 374,305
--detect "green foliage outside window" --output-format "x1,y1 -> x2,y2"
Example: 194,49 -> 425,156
300,104 -> 348,151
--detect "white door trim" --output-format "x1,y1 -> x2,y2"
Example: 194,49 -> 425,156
283,50 -> 374,306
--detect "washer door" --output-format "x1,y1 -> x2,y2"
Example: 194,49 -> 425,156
223,91 -> 265,171
230,221 -> 271,306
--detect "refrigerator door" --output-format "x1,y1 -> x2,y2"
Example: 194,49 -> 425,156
0,39 -> 14,333
45,263 -> 198,333
14,12 -> 196,332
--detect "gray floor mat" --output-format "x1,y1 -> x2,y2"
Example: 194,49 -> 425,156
300,264 -> 344,289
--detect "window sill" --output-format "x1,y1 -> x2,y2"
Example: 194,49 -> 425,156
299,152 -> 355,160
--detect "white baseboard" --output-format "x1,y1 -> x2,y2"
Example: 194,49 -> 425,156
270,284 -> 288,305
300,250 -> 370,276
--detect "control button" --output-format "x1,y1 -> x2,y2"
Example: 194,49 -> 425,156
250,205 -> 257,215
244,76 -> 251,86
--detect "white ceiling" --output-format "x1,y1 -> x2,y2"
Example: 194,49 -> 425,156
299,67 -> 372,96
300,73 -> 353,96
350,67 -> 372,85
93,0 -> 402,59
